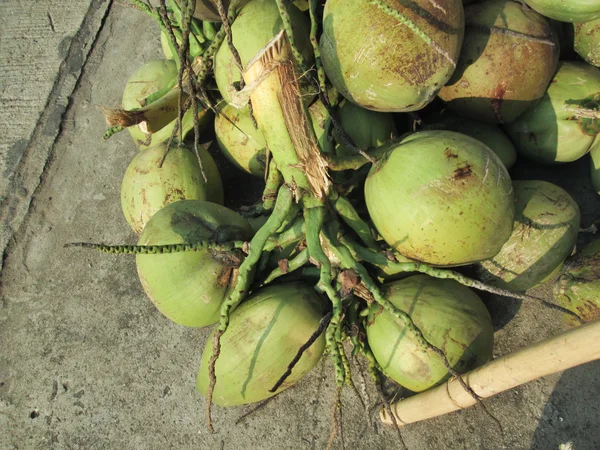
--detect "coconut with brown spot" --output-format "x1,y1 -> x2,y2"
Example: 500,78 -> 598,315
438,0 -> 559,124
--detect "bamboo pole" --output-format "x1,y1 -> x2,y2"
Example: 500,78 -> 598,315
380,319 -> 600,426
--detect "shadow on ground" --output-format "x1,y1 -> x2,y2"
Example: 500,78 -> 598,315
531,361 -> 600,449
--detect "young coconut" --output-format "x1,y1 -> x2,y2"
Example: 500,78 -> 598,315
196,282 -> 327,406
214,100 -> 333,178
366,275 -> 494,393
423,115 -> 517,169
320,0 -> 464,112
364,130 -> 515,267
333,100 -> 398,157
504,61 -> 600,164
574,18 -> 600,68
475,180 -> 580,292
213,0 -> 313,103
438,0 -> 559,124
553,239 -> 600,322
121,60 -> 212,151
522,0 -> 600,23
121,142 -> 224,234
136,200 -> 253,328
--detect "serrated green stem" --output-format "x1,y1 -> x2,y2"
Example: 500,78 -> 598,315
103,125 -> 124,140
216,186 -> 294,332
65,241 -> 245,254
305,206 -> 345,386
206,185 -> 294,431
275,0 -> 308,72
309,0 -> 326,95
322,226 -> 448,362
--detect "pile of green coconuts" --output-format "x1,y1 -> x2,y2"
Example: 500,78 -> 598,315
86,0 -> 600,434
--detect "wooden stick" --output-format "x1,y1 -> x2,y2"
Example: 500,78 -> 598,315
380,320 -> 600,426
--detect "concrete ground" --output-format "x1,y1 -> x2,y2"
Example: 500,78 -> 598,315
1,1 -> 599,449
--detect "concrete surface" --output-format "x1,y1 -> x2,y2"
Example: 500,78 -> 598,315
1,2 -> 599,449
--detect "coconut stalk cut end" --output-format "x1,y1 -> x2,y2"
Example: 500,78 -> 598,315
244,30 -> 331,199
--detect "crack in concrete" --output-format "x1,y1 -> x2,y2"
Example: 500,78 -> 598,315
0,0 -> 114,279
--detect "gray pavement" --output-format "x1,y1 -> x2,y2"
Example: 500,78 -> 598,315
1,2 -> 599,449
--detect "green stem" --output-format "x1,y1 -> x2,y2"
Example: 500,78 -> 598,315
64,241 -> 245,254
305,206 -> 345,386
263,248 -> 309,284
103,125 -> 124,140
308,0 -> 326,95
322,226 -> 451,366
206,186 -> 294,430
334,197 -> 378,249
275,0 -> 308,72
262,160 -> 283,211
203,21 -> 217,41
326,139 -> 397,171
264,218 -> 305,252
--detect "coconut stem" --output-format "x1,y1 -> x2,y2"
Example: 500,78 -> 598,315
275,0 -> 308,72
334,196 -> 378,249
305,206 -> 346,386
206,185 -> 294,432
64,241 -> 245,254
309,0 -> 326,96
262,160 -> 283,210
263,218 -> 305,252
326,138 -> 399,171
262,248 -> 309,285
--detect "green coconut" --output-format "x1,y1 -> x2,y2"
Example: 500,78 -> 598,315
215,100 -> 333,177
334,100 -> 398,156
122,60 -> 212,151
438,0 -> 559,124
574,18 -> 600,67
423,116 -> 517,169
364,130 -> 514,266
475,180 -> 580,291
320,0 -> 464,113
121,143 -> 223,234
591,139 -> 600,195
366,275 -> 494,393
504,61 -> 600,164
196,282 -> 327,406
523,0 -> 600,23
136,200 -> 254,327
213,0 -> 312,104
214,104 -> 267,177
553,239 -> 600,322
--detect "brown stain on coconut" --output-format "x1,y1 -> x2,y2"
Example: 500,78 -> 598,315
444,147 -> 458,158
453,163 -> 473,180
490,81 -> 507,123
